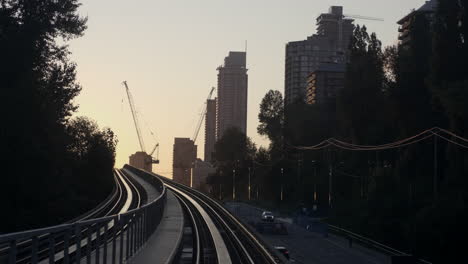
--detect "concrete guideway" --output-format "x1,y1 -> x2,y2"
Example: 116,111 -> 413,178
122,168 -> 161,203
167,185 -> 233,264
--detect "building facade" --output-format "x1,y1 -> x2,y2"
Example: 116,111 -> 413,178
172,138 -> 197,186
129,152 -> 152,172
285,6 -> 353,105
397,0 -> 437,48
192,159 -> 216,192
306,63 -> 346,104
204,98 -> 217,163
216,51 -> 248,139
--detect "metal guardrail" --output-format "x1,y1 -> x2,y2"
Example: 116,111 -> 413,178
327,224 -> 432,264
0,168 -> 166,264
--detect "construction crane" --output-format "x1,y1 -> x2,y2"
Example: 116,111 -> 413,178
122,81 -> 160,164
343,14 -> 384,21
192,87 -> 216,143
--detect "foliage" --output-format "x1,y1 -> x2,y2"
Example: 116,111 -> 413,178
210,127 -> 256,200
258,90 -> 284,152
0,0 -> 116,233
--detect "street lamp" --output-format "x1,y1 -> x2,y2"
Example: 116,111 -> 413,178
233,169 -> 236,200
280,168 -> 284,201
311,160 -> 317,202
248,167 -> 251,201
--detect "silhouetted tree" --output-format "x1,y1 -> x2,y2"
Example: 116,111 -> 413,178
258,90 -> 284,156
0,1 -> 116,232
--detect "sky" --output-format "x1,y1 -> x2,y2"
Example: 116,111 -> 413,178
69,0 -> 427,178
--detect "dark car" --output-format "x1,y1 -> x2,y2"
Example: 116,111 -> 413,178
261,211 -> 275,222
274,246 -> 290,260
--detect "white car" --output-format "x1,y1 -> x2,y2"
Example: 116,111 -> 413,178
261,211 -> 275,222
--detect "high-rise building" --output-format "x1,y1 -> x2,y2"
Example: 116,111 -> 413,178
285,6 -> 354,105
172,138 -> 197,186
192,159 -> 216,192
306,63 -> 346,104
397,0 -> 437,48
216,51 -> 248,139
129,152 -> 152,172
204,98 -> 217,163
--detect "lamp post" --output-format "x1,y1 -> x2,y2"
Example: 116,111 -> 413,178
311,160 -> 317,202
233,169 -> 236,200
280,168 -> 284,201
248,167 -> 251,201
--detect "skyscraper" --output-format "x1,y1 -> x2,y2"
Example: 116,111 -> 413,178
172,138 -> 197,186
284,6 -> 354,105
204,98 -> 216,162
216,51 -> 248,139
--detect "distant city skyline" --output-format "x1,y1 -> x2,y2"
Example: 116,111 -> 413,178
70,0 -> 428,178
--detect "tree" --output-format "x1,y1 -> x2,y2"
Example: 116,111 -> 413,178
258,90 -> 284,147
337,25 -> 388,144
0,1 -> 116,232
212,127 -> 257,200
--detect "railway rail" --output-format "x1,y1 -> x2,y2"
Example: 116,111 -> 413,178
155,173 -> 283,264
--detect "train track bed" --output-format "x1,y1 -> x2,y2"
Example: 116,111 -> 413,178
156,174 -> 283,264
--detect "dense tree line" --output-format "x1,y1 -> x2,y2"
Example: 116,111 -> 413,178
0,0 -> 116,233
208,1 -> 468,262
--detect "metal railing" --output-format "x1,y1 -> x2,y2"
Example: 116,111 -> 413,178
0,169 -> 166,264
327,224 -> 432,264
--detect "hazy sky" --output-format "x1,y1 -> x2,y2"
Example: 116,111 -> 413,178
69,0 -> 426,178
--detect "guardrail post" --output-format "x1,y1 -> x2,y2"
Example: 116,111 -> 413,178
112,216 -> 118,264
86,225 -> 92,264
31,236 -> 38,264
75,224 -> 82,263
119,216 -> 124,264
8,239 -> 16,264
103,221 -> 108,264
126,218 -> 130,260
96,222 -> 101,264
64,228 -> 70,264
49,233 -> 55,264
348,236 -> 353,248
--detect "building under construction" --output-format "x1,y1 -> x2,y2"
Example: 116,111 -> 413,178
173,138 -> 197,186
129,152 -> 153,172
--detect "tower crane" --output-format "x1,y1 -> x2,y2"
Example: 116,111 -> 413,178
122,81 -> 160,164
192,87 -> 216,143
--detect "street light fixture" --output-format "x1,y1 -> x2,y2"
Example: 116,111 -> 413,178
280,168 -> 284,201
233,169 -> 236,200
311,160 -> 317,202
248,167 -> 251,201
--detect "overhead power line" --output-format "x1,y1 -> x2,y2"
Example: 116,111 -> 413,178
289,127 -> 468,151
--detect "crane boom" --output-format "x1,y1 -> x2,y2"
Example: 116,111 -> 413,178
122,81 -> 146,152
343,14 -> 384,21
192,87 -> 215,142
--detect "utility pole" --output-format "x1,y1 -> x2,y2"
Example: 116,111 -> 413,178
281,168 -> 284,202
311,160 -> 317,202
248,167 -> 251,201
434,133 -> 438,201
233,169 -> 236,200
328,149 -> 333,209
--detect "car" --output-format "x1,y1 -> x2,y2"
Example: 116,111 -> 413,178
261,211 -> 275,222
274,246 -> 290,260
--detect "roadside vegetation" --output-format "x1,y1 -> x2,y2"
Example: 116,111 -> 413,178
0,0 -> 117,233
